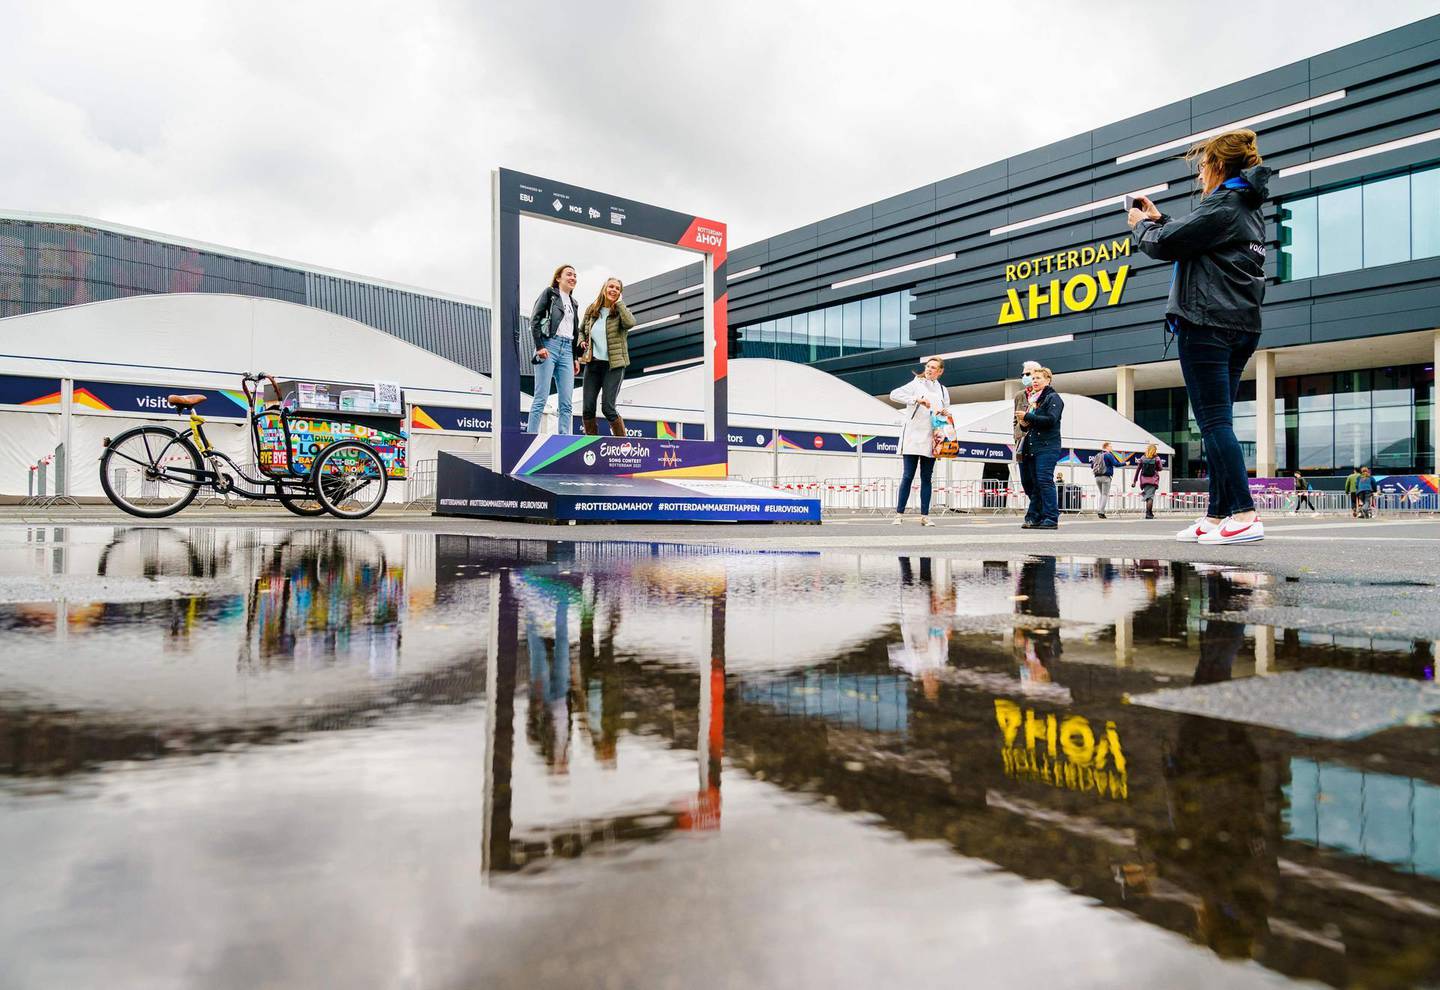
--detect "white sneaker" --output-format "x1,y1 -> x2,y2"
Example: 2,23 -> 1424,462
892,515 -> 903,526
1176,518 -> 1220,543
1197,517 -> 1265,545
920,516 -> 935,527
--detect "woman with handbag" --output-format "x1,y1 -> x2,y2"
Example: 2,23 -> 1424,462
577,277 -> 636,436
890,357 -> 953,526
1016,367 -> 1065,529
1133,444 -> 1163,519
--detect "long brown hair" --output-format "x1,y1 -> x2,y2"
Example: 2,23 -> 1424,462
1185,129 -> 1263,182
550,264 -> 576,291
584,277 -> 623,322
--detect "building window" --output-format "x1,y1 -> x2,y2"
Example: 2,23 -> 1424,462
733,288 -> 914,361
1280,162 -> 1440,281
1131,362 -> 1433,477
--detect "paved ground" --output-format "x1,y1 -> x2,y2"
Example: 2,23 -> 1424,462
7,506 -> 1440,641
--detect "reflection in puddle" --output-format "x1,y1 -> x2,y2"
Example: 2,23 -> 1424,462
0,526 -> 1437,988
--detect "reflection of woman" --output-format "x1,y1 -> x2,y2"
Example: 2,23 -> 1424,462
578,277 -> 636,437
894,557 -> 950,700
521,575 -> 573,774
1014,557 -> 1062,686
890,357 -> 953,527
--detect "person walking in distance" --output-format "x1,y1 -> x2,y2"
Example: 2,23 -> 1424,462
1291,472 -> 1316,514
1129,129 -> 1272,545
1355,466 -> 1376,518
526,264 -> 582,434
1345,466 -> 1362,517
577,277 -> 636,437
890,357 -> 954,527
1133,444 -> 1163,519
1090,442 -> 1131,519
1016,367 -> 1065,529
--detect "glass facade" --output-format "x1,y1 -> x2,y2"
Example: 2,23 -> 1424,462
1279,163 -> 1440,280
0,218 -> 491,373
734,288 -> 914,362
1134,363 -> 1434,477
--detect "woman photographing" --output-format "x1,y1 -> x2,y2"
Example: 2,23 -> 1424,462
578,277 -> 636,436
1128,129 -> 1272,545
890,357 -> 953,527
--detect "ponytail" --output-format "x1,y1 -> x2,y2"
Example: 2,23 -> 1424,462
1186,128 -> 1263,179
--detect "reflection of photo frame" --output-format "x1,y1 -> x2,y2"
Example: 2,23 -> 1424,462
490,168 -> 729,474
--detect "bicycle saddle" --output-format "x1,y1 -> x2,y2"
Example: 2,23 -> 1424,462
167,394 -> 207,409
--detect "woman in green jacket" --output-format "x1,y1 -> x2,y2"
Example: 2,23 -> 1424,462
578,277 -> 637,436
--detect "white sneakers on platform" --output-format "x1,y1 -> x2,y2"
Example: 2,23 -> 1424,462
1198,517 -> 1265,545
1176,516 -> 1266,544
1176,518 -> 1220,543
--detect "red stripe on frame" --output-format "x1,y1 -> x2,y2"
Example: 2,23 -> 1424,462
713,293 -> 728,381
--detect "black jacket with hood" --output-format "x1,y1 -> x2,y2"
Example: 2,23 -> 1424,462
1131,165 -> 1272,334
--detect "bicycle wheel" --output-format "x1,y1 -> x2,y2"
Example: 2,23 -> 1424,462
277,486 -> 327,516
99,426 -> 204,518
311,440 -> 389,519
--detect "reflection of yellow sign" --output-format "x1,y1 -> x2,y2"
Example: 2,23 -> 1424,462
998,239 -> 1131,326
994,699 -> 1128,800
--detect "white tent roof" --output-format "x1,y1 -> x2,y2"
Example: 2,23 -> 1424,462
613,358 -> 902,434
0,294 -> 499,408
951,393 -> 1174,455
610,360 -> 1171,456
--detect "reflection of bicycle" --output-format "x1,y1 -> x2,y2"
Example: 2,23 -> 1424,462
98,372 -> 389,519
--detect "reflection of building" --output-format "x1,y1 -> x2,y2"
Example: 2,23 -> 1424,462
624,18 -> 1440,479
0,211 -> 490,373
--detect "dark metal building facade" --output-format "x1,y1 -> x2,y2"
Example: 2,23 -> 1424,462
624,16 -> 1440,476
0,214 -> 491,374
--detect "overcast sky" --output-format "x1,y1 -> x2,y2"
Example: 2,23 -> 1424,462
3,0 -> 1438,308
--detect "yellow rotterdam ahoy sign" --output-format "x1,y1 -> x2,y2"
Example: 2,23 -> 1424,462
998,238 -> 1132,326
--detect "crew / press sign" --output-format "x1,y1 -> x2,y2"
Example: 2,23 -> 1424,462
997,238 -> 1132,326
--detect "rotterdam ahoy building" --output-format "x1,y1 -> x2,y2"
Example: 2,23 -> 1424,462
622,16 -> 1440,480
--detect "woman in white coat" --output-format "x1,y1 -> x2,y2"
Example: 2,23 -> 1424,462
889,357 -> 953,526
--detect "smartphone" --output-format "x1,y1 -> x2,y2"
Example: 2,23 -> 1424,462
1124,194 -> 1148,212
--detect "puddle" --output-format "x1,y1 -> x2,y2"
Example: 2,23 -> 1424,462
0,525 -> 1437,988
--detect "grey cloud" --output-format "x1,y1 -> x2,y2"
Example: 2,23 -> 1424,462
1,0 -> 1437,308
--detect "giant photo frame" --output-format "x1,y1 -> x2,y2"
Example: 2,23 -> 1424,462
491,168 -> 729,479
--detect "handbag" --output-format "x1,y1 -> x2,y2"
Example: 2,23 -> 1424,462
932,436 -> 960,458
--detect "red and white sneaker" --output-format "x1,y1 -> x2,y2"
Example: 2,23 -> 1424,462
1198,517 -> 1265,545
1176,518 -> 1220,543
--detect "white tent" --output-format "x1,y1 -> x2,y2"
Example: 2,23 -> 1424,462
601,361 -> 1172,491
0,294 -> 503,500
612,358 -> 903,482
951,394 -> 1175,458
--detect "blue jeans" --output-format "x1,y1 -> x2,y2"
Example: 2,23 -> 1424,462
1177,324 -> 1258,518
1020,447 -> 1061,524
526,335 -> 574,433
897,454 -> 934,514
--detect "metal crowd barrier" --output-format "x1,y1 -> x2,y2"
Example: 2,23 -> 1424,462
746,474 -> 1440,519
21,444 -> 79,507
404,459 -> 439,509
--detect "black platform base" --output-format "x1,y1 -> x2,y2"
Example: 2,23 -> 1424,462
433,451 -> 820,523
